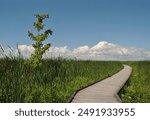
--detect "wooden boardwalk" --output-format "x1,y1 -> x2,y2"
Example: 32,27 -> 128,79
71,65 -> 132,103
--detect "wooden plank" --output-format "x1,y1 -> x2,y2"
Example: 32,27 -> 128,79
71,65 -> 132,103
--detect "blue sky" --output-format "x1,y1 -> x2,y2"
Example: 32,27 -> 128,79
0,0 -> 150,50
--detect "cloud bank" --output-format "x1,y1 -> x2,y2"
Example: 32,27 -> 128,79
1,41 -> 150,60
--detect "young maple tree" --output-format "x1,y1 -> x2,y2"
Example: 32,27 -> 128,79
28,14 -> 52,68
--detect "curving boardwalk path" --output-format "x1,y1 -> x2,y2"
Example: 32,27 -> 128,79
71,65 -> 132,103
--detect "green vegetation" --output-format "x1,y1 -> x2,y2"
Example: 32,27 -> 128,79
28,14 -> 52,68
119,61 -> 150,102
0,57 -> 123,103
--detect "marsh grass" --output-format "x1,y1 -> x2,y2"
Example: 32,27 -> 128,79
0,55 -> 123,103
119,61 -> 150,102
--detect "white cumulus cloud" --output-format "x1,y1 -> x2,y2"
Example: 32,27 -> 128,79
1,41 -> 150,60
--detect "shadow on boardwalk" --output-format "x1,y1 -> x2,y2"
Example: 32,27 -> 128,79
71,65 -> 132,103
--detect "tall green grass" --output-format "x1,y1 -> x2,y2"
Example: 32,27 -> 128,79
0,57 -> 123,103
119,61 -> 150,102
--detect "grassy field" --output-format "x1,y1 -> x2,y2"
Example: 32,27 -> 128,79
0,57 -> 123,103
119,61 -> 150,103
